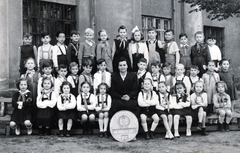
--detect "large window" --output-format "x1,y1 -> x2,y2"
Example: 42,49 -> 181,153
142,16 -> 171,41
23,0 -> 76,46
204,26 -> 224,57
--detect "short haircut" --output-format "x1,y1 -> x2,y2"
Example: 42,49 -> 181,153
85,28 -> 94,35
41,77 -> 54,88
118,25 -> 127,32
162,62 -> 171,68
176,63 -> 185,69
56,31 -> 65,37
207,35 -> 216,40
80,81 -> 91,88
97,58 -> 106,65
148,27 -> 157,32
82,58 -> 93,67
158,81 -> 167,86
16,78 -> 29,90
179,33 -> 188,39
207,60 -> 216,66
98,29 -> 109,41
164,29 -> 174,35
24,57 -> 36,68
193,80 -> 204,92
131,30 -> 144,41
23,33 -> 32,38
41,32 -> 50,38
190,65 -> 199,70
151,61 -> 160,67
60,81 -> 72,93
42,60 -> 53,68
194,31 -> 204,37
219,59 -> 230,65
69,62 -> 78,71
138,58 -> 147,64
70,30 -> 80,36
216,81 -> 228,92
58,64 -> 68,70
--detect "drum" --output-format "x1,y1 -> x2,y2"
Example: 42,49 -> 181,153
110,110 -> 139,142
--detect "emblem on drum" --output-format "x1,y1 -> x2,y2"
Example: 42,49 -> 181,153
110,110 -> 139,142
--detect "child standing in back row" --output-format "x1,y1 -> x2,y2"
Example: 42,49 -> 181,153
179,33 -> 191,75
163,29 -> 180,75
19,33 -> 37,75
66,30 -> 80,66
146,28 -> 165,72
191,31 -> 211,77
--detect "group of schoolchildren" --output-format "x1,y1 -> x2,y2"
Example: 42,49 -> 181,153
10,24 -> 238,141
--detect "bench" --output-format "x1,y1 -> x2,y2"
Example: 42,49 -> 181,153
1,97 -> 240,136
0,97 -> 13,136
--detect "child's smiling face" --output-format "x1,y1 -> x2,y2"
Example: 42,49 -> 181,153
195,34 -> 204,43
143,79 -> 152,91
176,84 -> 185,94
19,80 -> 28,92
221,61 -> 230,71
71,66 -> 79,75
158,83 -> 167,93
41,35 -> 51,44
42,67 -> 52,75
151,65 -> 160,74
99,85 -> 106,95
58,68 -> 68,78
138,62 -> 147,71
162,66 -> 171,75
190,68 -> 199,77
83,66 -> 92,74
85,32 -> 94,41
62,85 -> 70,94
119,29 -> 127,39
100,31 -> 108,41
217,84 -> 225,93
23,36 -> 32,45
71,34 -> 80,42
180,36 -> 188,45
25,59 -> 35,70
43,79 -> 52,90
148,31 -> 157,40
207,62 -> 215,72
194,82 -> 203,93
81,83 -> 90,93
98,62 -> 107,72
56,33 -> 65,44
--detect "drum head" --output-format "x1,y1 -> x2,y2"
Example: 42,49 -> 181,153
110,110 -> 139,142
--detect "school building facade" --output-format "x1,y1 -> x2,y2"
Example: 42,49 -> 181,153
1,0 -> 240,90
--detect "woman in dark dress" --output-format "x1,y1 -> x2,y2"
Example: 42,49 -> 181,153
109,57 -> 140,118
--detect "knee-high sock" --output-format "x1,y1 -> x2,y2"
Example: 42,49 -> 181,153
141,123 -> 148,132
150,122 -> 158,132
103,118 -> 109,132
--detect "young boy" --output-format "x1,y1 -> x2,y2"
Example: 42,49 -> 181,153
146,28 -> 165,72
66,30 -> 80,66
112,25 -> 131,72
151,61 -> 161,92
78,58 -> 94,94
189,65 -> 203,94
53,31 -> 67,69
163,29 -> 180,75
93,58 -> 111,95
54,64 -> 68,98
78,28 -> 96,73
179,33 -> 191,75
173,63 -> 191,94
37,33 -> 54,74
136,58 -> 152,92
190,31 -> 211,78
207,35 -> 222,71
37,61 -> 55,96
160,62 -> 174,92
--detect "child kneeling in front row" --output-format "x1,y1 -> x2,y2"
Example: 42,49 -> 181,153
57,81 -> 77,137
138,78 -> 159,140
156,81 -> 174,139
95,83 -> 112,138
213,81 -> 232,132
77,81 -> 96,135
190,81 -> 208,135
172,81 -> 192,137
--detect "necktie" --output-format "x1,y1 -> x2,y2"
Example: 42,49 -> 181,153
84,94 -> 88,113
101,95 -> 104,110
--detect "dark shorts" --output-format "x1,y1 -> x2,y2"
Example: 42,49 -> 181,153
191,106 -> 206,120
78,110 -> 96,118
157,109 -> 173,117
140,106 -> 158,118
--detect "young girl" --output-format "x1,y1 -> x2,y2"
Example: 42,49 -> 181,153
96,29 -> 113,72
57,81 -> 77,137
219,59 -> 238,111
95,83 -> 112,138
93,58 -> 111,95
172,81 -> 192,137
160,62 -> 174,93
213,81 -> 232,132
10,78 -> 33,135
77,81 -> 96,135
156,81 -> 174,139
129,27 -> 148,72
190,81 -> 208,135
138,78 -> 159,140
78,58 -> 94,94
202,61 -> 220,116
19,33 -> 37,75
36,77 -> 57,135
21,57 -> 39,124
67,62 -> 79,97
